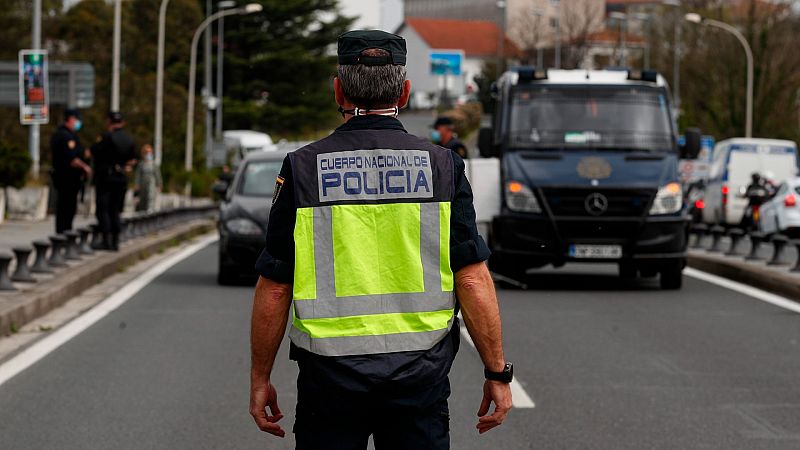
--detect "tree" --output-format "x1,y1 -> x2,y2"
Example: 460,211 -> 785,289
560,0 -> 605,69
222,0 -> 354,138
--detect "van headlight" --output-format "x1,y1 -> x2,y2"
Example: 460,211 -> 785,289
505,181 -> 542,213
226,218 -> 262,235
649,183 -> 682,215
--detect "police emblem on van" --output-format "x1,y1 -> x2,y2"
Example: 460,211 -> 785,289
577,157 -> 612,180
317,150 -> 434,202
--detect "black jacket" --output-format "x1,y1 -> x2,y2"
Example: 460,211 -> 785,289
91,128 -> 135,185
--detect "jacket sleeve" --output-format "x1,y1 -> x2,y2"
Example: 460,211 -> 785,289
254,156 -> 296,283
449,154 -> 490,273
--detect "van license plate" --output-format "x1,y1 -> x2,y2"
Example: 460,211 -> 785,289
569,245 -> 622,259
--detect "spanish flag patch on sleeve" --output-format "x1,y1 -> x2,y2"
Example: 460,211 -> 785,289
272,175 -> 285,204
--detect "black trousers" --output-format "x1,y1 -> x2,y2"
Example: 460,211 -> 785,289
294,366 -> 450,450
95,182 -> 126,234
55,179 -> 81,234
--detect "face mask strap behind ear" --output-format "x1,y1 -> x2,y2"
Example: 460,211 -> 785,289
338,106 -> 399,118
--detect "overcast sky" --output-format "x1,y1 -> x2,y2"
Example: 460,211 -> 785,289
62,0 -> 404,31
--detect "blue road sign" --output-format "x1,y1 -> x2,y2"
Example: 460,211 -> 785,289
430,51 -> 463,76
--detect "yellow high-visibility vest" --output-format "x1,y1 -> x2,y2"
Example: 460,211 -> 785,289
288,144 -> 456,357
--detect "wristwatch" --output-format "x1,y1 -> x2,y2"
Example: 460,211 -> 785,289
484,362 -> 514,383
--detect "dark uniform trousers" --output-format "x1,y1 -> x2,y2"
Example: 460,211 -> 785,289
294,364 -> 451,450
54,176 -> 82,234
95,179 -> 126,234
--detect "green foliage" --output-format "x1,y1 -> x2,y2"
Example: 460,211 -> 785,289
223,0 -> 354,136
0,140 -> 32,188
0,0 -> 351,192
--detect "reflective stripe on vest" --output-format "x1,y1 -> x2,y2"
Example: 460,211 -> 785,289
289,201 -> 455,357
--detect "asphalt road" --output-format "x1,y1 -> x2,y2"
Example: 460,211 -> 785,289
1,242 -> 800,449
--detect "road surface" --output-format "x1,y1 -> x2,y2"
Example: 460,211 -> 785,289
1,240 -> 799,449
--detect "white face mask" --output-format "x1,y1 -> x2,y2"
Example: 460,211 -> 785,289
145,153 -> 154,161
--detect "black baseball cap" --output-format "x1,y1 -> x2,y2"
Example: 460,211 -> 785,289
433,117 -> 455,128
108,111 -> 124,124
338,30 -> 406,66
64,108 -> 81,120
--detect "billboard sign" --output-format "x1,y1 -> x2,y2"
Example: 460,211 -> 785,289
19,50 -> 49,125
430,50 -> 463,76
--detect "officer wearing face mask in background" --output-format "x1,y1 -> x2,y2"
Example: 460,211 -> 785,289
50,108 -> 92,234
432,116 -> 468,159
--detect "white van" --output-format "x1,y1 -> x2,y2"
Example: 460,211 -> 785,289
703,138 -> 798,225
223,130 -> 277,165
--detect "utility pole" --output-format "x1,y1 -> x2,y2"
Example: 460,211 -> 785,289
30,0 -> 42,178
111,0 -> 122,111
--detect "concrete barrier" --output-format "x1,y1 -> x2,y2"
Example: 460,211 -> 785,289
0,217 -> 215,336
5,186 -> 49,221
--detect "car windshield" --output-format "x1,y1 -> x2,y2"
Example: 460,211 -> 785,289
509,86 -> 674,151
239,160 -> 282,197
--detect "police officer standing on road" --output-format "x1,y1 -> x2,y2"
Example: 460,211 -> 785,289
50,109 -> 92,234
91,111 -> 136,251
432,116 -> 468,159
250,30 -> 512,449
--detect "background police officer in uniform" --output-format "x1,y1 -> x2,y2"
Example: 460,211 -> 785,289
50,108 -> 92,234
91,111 -> 136,251
250,30 -> 512,449
432,116 -> 468,159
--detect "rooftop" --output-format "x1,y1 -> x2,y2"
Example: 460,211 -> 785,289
400,17 -> 521,58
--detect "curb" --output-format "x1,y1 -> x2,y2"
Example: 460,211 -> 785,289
0,219 -> 216,336
687,251 -> 800,300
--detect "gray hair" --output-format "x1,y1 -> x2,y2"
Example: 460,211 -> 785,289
337,48 -> 407,109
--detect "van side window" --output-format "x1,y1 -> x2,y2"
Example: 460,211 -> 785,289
709,146 -> 726,181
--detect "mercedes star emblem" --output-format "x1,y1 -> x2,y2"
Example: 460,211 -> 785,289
585,193 -> 609,216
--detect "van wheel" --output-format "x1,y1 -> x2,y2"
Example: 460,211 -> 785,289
659,261 -> 683,290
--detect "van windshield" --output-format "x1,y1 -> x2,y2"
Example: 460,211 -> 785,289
509,86 -> 674,152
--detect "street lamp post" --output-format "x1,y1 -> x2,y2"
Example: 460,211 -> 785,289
554,0 -> 561,69
663,0 -> 681,116
496,1 -> 506,77
632,12 -> 651,69
685,13 -> 754,137
111,0 -> 122,112
154,0 -> 171,167
185,4 -> 262,188
609,12 -> 627,67
216,1 -> 237,141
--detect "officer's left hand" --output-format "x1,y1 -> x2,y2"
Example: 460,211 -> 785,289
476,380 -> 513,434
250,382 -> 285,437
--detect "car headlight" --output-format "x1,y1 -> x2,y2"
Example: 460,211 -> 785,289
505,181 -> 542,213
225,218 -> 263,235
649,182 -> 683,215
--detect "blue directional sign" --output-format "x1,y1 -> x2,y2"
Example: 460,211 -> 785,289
429,51 -> 463,76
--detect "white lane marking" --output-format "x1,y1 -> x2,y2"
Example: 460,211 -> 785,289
685,267 -> 800,314
457,318 -> 536,409
0,233 -> 219,388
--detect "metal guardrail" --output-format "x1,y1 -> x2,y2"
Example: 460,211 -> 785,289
689,224 -> 800,273
0,205 -> 216,292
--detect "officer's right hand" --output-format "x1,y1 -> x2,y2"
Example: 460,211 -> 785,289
476,380 -> 513,434
250,381 -> 285,437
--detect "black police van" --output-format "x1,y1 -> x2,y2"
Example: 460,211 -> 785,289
479,68 -> 701,289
